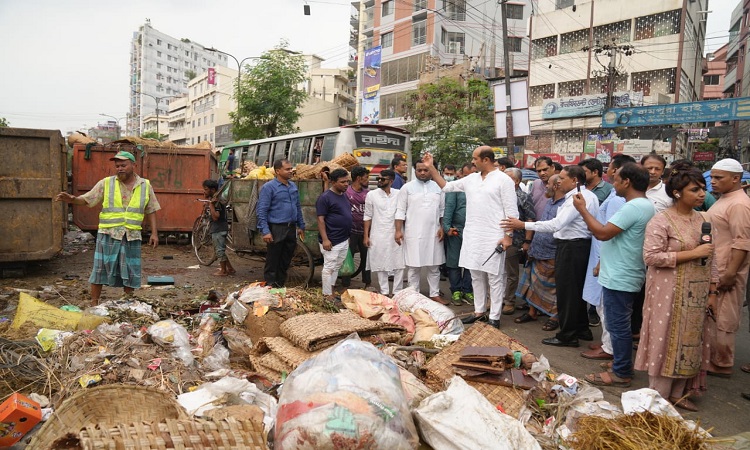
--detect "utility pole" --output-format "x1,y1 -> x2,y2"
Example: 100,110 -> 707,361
499,0 -> 514,162
585,39 -> 634,110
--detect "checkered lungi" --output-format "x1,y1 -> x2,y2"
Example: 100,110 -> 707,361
88,233 -> 142,288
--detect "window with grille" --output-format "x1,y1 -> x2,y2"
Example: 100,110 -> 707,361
382,0 -> 393,17
704,75 -> 720,85
632,68 -> 676,95
505,4 -> 523,20
560,30 -> 588,54
381,31 -> 393,48
381,52 -> 428,86
532,36 -> 558,59
413,20 -> 427,45
508,37 -> 523,52
414,0 -> 427,12
593,20 -> 631,44
635,10 -> 681,40
559,80 -> 586,97
530,84 -> 555,106
445,0 -> 466,21
445,32 -> 465,54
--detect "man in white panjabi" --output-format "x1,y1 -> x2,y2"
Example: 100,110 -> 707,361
395,160 -> 449,305
423,147 -> 519,327
363,169 -> 404,296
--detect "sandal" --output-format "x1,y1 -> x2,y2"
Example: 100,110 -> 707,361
741,363 -> 750,374
669,397 -> 698,412
542,318 -> 559,331
581,348 -> 613,360
514,312 -> 537,324
585,371 -> 631,388
599,361 -> 613,370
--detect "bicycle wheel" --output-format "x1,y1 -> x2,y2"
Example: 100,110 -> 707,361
285,241 -> 315,287
192,216 -> 217,266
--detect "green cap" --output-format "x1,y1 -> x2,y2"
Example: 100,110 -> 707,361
110,151 -> 136,162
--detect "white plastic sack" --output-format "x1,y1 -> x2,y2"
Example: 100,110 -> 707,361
393,287 -> 464,335
148,320 -> 194,366
414,376 -> 541,450
275,336 -> 419,449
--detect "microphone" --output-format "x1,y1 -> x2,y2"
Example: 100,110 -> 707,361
700,222 -> 711,266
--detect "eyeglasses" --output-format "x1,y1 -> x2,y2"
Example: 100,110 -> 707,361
376,177 -> 392,182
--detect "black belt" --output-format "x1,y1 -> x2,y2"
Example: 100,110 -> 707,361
270,222 -> 296,227
554,238 -> 591,243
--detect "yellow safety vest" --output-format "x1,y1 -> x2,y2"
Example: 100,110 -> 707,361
99,176 -> 150,230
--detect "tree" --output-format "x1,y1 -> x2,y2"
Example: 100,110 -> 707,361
231,41 -> 308,140
184,69 -> 197,81
140,131 -> 166,141
0,117 -> 9,127
403,77 -> 495,166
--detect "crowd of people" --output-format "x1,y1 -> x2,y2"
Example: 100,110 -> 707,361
60,147 -> 750,413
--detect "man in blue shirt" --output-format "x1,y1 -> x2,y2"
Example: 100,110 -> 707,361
317,169 -> 354,299
573,162 -> 655,388
391,156 -> 407,189
256,159 -> 306,287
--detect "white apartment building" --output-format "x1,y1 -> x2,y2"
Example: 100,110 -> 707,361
303,54 -> 356,125
167,96 -> 188,145
128,20 -> 229,136
528,0 -> 708,156
352,0 -> 533,126
184,66 -> 238,147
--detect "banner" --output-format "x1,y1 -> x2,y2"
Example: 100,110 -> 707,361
361,96 -> 380,124
687,128 -> 709,143
542,92 -> 644,119
207,67 -> 216,85
362,46 -> 382,99
602,97 -> 750,128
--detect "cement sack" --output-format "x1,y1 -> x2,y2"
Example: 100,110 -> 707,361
414,376 -> 541,450
393,287 -> 463,335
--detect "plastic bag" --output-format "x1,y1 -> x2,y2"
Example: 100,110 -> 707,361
148,320 -> 194,366
203,344 -> 230,371
275,335 -> 419,449
12,292 -> 108,331
394,287 -> 464,335
338,249 -> 356,277
414,376 -> 541,450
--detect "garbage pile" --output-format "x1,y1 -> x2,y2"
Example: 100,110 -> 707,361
0,281 -> 725,449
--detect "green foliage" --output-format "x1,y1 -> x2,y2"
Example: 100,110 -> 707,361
403,77 -> 494,166
184,69 -> 197,81
231,41 -> 308,140
0,117 -> 8,127
140,131 -> 166,141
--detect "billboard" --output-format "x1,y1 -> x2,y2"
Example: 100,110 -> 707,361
542,92 -> 643,119
602,97 -> 750,128
361,46 -> 382,124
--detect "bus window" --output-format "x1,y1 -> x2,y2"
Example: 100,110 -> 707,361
241,145 -> 256,168
257,143 -> 271,167
312,137 -> 324,164
289,139 -> 310,165
274,140 -> 291,162
321,135 -> 337,162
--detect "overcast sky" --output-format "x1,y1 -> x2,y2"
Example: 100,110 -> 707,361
0,0 -> 736,133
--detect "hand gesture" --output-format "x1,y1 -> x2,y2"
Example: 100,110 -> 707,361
55,192 -> 75,203
501,218 -> 524,231
422,152 -> 434,167
572,193 -> 586,212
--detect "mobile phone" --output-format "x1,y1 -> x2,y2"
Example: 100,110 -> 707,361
576,181 -> 581,193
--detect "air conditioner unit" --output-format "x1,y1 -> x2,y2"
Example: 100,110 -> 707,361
448,41 -> 462,54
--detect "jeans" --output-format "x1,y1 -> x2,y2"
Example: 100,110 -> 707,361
211,231 -> 228,262
602,286 -> 637,379
447,267 -> 472,294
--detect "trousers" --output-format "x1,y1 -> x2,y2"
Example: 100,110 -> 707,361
375,269 -> 404,295
470,269 -> 507,321
320,240 -> 349,296
407,265 -> 440,297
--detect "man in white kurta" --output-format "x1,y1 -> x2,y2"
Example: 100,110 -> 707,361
363,169 -> 404,296
395,161 -> 447,304
424,147 -> 519,327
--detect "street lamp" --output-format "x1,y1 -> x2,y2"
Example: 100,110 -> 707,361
202,47 -> 261,127
133,90 -> 168,139
99,113 -> 127,139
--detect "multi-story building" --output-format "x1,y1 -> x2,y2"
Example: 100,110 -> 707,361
128,20 -> 229,136
184,66 -> 237,147
724,1 -> 750,161
702,44 -> 727,100
88,121 -> 120,144
528,0 -> 708,157
351,0 -> 533,126
303,55 -> 356,125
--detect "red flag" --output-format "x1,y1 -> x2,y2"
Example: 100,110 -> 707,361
207,68 -> 216,85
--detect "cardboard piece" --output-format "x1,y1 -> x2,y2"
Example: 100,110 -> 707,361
0,393 -> 42,447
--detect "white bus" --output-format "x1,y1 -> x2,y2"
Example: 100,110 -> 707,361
219,124 -> 412,179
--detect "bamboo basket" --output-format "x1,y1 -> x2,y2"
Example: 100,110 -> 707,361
28,385 -> 188,450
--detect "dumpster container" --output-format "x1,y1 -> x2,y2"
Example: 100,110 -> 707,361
0,128 -> 66,263
71,144 -> 218,233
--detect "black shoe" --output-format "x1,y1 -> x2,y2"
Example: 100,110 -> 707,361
461,313 -> 488,324
588,310 -> 601,327
487,319 -> 500,329
542,337 -> 580,347
577,330 -> 594,341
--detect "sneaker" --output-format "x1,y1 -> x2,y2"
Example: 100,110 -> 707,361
451,291 -> 464,306
588,310 -> 601,327
463,292 -> 475,304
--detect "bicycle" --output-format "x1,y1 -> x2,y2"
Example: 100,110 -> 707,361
191,198 -> 315,287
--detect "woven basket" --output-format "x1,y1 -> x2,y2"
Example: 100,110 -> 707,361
248,355 -> 283,382
77,417 -> 265,450
292,161 -> 344,180
28,385 -> 188,450
424,323 -> 530,418
280,311 -> 405,351
258,352 -> 293,374
331,152 -> 360,170
255,337 -> 321,369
